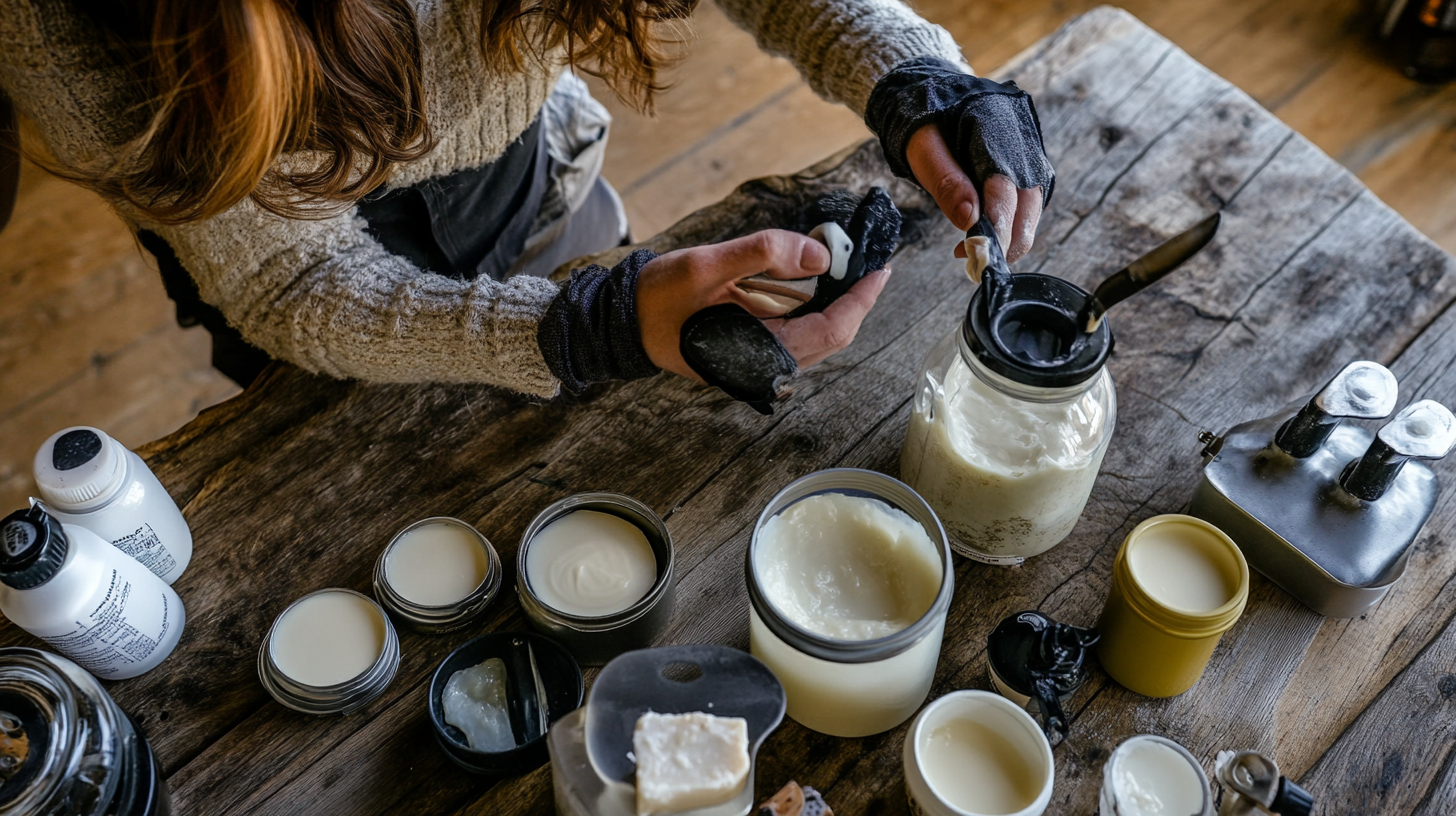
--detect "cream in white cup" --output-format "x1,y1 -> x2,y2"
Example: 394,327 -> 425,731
903,690 -> 1055,816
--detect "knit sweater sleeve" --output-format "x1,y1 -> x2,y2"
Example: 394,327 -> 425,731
712,0 -> 969,115
141,203 -> 564,398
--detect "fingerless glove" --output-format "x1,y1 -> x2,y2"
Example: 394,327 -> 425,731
865,56 -> 1055,203
537,249 -> 662,394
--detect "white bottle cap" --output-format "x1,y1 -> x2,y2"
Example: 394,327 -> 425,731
33,427 -> 126,510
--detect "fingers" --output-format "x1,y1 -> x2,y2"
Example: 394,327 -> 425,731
1007,186 -> 1044,262
982,174 -> 1018,252
773,268 -> 891,369
708,228 -> 830,283
907,125 -> 980,231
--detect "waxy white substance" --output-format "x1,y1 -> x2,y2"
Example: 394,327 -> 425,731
1110,738 -> 1206,816
922,718 -> 1041,814
525,510 -> 656,617
270,591 -> 386,687
385,522 -> 489,606
443,657 -> 514,753
901,356 -> 1111,559
633,711 -> 749,816
1128,526 -> 1238,613
756,493 -> 941,641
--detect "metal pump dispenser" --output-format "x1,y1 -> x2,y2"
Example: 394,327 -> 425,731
1189,361 -> 1456,617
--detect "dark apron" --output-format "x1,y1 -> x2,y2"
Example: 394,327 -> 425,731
142,116 -> 617,388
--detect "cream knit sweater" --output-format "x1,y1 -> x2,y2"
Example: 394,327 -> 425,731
0,0 -> 965,397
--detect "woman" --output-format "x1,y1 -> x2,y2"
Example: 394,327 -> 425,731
0,0 -> 1052,401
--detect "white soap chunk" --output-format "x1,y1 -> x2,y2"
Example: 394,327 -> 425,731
443,657 -> 514,753
633,711 -> 750,815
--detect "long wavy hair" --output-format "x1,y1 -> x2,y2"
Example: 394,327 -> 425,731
56,0 -> 692,224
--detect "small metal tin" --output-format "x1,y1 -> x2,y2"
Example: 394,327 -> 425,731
429,632 -> 583,776
373,517 -> 502,633
257,588 -> 401,715
517,493 -> 675,667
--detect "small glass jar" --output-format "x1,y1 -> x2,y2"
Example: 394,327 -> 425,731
746,469 -> 954,738
258,589 -> 401,715
373,517 -> 502,633
517,493 -> 675,667
899,282 -> 1117,564
1097,515 -> 1249,697
0,647 -> 169,816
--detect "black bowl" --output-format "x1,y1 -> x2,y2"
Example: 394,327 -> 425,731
428,632 -> 583,776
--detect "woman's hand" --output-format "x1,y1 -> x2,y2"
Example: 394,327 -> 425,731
906,124 -> 1043,262
636,229 -> 891,380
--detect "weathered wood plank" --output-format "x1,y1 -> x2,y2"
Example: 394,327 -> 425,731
5,7 -> 1456,815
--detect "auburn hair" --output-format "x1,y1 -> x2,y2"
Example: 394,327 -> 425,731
57,0 -> 693,225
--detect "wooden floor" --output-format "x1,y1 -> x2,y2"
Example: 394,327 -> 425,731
3,0 -> 1454,512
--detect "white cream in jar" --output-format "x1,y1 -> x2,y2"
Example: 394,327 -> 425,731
384,521 -> 491,606
270,590 -> 388,687
757,493 -> 941,640
1126,525 -> 1240,614
900,351 -> 1113,561
750,483 -> 949,738
524,510 -> 657,617
1100,736 -> 1211,816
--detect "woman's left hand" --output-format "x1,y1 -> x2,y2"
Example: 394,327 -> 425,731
905,123 -> 1043,262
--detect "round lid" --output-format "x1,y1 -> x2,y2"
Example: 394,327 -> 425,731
0,506 -> 69,590
32,428 -> 124,510
964,273 -> 1114,389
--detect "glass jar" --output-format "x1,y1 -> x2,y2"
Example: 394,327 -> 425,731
746,469 -> 954,738
899,275 -> 1117,564
0,648 -> 169,816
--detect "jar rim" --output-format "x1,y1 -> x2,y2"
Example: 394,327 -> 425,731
957,330 -> 1107,405
746,469 -> 955,664
1113,515 -> 1249,636
515,493 -> 675,632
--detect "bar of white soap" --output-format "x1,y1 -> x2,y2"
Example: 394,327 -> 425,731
633,711 -> 750,815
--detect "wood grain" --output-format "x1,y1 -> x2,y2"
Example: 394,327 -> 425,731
3,8 -> 1454,815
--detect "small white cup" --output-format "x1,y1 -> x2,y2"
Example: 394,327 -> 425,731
903,690 -> 1055,816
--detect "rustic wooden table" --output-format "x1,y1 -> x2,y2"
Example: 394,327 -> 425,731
6,7 -> 1455,814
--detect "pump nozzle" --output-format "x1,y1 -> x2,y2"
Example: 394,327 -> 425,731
1273,361 -> 1399,458
1340,400 -> 1456,501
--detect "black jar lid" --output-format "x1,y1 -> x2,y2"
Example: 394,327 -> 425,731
0,506 -> 68,590
964,273 -> 1114,389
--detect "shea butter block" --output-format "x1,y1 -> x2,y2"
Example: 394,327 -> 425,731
633,711 -> 750,815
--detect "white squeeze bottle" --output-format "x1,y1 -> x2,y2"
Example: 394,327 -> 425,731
33,426 -> 192,583
0,505 -> 186,680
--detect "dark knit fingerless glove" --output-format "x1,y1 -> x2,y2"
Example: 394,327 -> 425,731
865,56 -> 1055,203
536,248 -> 661,394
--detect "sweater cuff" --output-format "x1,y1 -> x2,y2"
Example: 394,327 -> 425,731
864,56 -> 1055,205
537,249 -> 662,394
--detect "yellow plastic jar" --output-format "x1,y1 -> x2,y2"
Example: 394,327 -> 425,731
1096,515 -> 1249,697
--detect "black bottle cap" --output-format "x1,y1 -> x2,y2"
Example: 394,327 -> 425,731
0,506 -> 69,590
1272,777 -> 1314,816
964,273 -> 1113,389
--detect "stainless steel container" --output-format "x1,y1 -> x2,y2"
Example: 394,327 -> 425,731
517,493 -> 675,667
1189,362 -> 1456,618
257,588 -> 401,715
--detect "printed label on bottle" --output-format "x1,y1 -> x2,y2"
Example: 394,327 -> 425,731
39,569 -> 175,678
110,524 -> 177,578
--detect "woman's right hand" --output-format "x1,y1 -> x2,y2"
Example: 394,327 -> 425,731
636,229 -> 891,381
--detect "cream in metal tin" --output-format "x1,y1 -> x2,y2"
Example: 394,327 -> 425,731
517,493 -> 675,667
374,517 -> 501,633
258,588 -> 400,715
